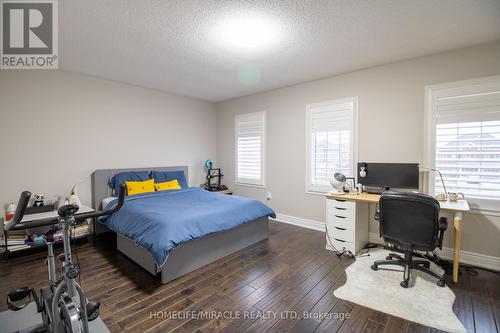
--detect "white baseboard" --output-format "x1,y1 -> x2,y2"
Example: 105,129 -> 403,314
369,232 -> 500,272
271,213 -> 325,232
270,214 -> 500,272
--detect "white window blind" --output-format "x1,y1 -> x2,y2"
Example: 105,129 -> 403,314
307,98 -> 357,193
431,78 -> 500,201
235,111 -> 265,186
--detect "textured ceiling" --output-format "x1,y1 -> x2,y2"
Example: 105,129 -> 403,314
60,0 -> 500,102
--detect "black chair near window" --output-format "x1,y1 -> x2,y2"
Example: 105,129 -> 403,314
371,191 -> 448,288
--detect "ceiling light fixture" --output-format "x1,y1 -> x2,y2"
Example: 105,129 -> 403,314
213,15 -> 282,52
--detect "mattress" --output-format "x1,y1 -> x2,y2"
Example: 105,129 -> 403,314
100,188 -> 275,267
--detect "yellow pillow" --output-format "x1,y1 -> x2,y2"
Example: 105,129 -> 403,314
125,179 -> 155,195
154,179 -> 181,191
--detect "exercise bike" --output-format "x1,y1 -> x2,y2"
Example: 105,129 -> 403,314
4,185 -> 125,333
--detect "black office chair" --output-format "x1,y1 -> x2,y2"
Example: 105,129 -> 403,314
371,191 -> 448,288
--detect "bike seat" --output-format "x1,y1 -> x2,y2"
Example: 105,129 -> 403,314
58,204 -> 79,218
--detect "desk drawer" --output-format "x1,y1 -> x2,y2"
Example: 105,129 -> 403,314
327,213 -> 354,230
326,226 -> 354,243
327,206 -> 355,220
327,198 -> 355,211
326,236 -> 354,253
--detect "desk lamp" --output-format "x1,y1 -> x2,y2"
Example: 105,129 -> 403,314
69,170 -> 95,207
420,166 -> 447,201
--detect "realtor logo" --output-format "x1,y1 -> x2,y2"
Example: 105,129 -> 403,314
1,0 -> 58,69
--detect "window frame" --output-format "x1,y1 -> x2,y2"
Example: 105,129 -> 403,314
234,111 -> 266,188
306,97 -> 359,194
424,75 -> 500,213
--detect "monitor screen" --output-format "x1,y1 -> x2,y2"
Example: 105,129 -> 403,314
357,163 -> 419,190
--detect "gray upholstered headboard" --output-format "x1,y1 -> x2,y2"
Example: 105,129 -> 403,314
91,166 -> 188,209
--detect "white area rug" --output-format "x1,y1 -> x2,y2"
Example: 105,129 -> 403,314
334,249 -> 466,333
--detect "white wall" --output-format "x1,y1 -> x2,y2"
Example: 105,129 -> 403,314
0,70 -> 216,208
216,42 -> 500,259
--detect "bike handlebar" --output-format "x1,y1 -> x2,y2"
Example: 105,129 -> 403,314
73,185 -> 125,222
4,191 -> 31,232
4,185 -> 126,231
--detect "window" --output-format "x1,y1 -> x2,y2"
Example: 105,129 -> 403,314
426,76 -> 500,208
235,111 -> 266,187
306,97 -> 358,193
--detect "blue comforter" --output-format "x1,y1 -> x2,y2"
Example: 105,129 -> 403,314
101,188 -> 275,267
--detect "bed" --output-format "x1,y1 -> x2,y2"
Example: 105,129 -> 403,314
91,167 -> 274,283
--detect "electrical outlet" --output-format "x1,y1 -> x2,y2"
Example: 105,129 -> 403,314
266,192 -> 272,201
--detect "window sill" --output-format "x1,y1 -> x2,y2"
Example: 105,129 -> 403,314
235,182 -> 266,189
468,209 -> 500,217
464,196 -> 500,215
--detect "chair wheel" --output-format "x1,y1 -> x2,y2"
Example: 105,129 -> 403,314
400,281 -> 409,288
437,280 -> 446,287
371,264 -> 378,271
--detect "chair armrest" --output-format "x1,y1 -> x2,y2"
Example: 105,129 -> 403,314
438,217 -> 448,249
439,217 -> 448,231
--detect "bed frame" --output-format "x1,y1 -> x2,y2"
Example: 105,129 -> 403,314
91,167 -> 269,283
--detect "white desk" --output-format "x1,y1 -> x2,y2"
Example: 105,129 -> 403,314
325,193 -> 470,283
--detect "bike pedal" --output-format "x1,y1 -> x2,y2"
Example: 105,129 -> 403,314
86,300 -> 101,321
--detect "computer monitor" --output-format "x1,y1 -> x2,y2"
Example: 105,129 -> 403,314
357,162 -> 419,192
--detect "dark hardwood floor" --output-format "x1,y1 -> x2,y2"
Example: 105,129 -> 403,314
1,221 -> 499,333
